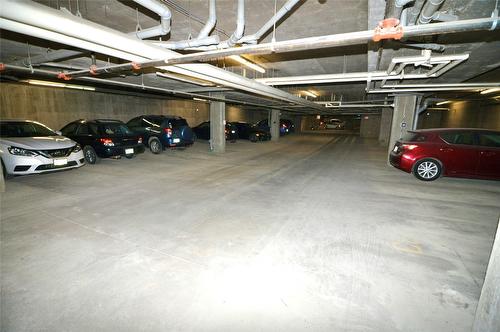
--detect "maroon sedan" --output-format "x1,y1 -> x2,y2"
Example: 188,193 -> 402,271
390,128 -> 500,181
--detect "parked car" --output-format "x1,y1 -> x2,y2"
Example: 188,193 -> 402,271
230,122 -> 271,142
390,128 -> 500,181
256,118 -> 295,136
126,115 -> 194,154
325,119 -> 346,129
192,121 -> 238,142
0,120 -> 85,177
60,119 -> 145,164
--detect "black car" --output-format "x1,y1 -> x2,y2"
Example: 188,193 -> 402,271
60,119 -> 145,164
230,122 -> 271,142
126,115 -> 194,154
192,121 -> 238,142
256,118 -> 295,136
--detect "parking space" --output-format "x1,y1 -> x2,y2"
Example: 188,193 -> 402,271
2,133 -> 499,331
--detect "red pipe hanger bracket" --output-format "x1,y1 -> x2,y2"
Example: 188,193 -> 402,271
373,18 -> 404,42
57,72 -> 72,80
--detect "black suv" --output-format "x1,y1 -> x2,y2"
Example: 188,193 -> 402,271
127,115 -> 195,154
192,121 -> 238,142
229,122 -> 271,142
60,119 -> 145,164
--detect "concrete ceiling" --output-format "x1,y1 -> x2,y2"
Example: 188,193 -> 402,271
0,0 -> 499,112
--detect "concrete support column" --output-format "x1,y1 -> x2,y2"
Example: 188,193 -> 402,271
473,217 -> 500,332
294,115 -> 303,133
378,107 -> 393,147
270,109 -> 280,141
209,96 -> 225,153
387,95 -> 417,154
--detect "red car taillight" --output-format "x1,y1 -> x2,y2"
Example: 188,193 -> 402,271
164,128 -> 172,137
401,144 -> 418,151
99,138 -> 114,146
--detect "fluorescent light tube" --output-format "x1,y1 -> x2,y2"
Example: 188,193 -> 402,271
480,88 -> 500,95
23,79 -> 95,91
228,55 -> 266,73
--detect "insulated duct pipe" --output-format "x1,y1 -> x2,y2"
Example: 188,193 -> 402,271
0,0 -> 321,110
133,0 -> 172,39
418,0 -> 445,25
197,0 -> 217,38
221,0 -> 245,48
57,17 -> 498,78
388,0 -> 414,20
152,35 -> 220,50
239,0 -> 301,44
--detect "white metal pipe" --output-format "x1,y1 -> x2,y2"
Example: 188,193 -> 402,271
0,0 -> 320,110
153,35 -> 220,50
197,0 -> 217,39
221,0 -> 245,48
239,0 -> 301,44
381,83 -> 500,88
133,0 -> 171,38
0,18 -> 146,62
418,0 -> 445,24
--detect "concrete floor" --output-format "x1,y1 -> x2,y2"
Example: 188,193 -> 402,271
1,133 -> 499,332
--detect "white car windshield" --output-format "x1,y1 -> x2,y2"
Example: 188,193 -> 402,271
0,122 -> 56,137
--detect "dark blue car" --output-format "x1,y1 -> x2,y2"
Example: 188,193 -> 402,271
127,115 -> 194,154
256,119 -> 295,136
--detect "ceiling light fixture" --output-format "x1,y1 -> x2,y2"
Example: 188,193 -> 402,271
23,79 -> 95,91
228,55 -> 266,73
436,100 -> 452,105
302,90 -> 318,98
480,88 -> 500,95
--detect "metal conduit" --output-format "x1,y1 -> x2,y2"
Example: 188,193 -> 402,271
0,0 -> 321,111
239,0 -> 302,44
197,0 -> 217,39
0,64 -> 292,110
52,16 -> 498,80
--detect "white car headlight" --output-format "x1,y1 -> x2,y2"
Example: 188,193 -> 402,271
8,146 -> 37,156
73,144 -> 82,153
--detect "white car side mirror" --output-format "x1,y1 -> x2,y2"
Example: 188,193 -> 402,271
55,130 -> 62,136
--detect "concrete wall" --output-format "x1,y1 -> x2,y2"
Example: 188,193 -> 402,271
418,101 -> 500,130
226,106 -> 268,124
0,83 -> 268,130
360,114 -> 381,138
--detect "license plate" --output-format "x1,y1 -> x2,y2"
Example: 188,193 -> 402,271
125,148 -> 134,154
173,138 -> 180,143
54,158 -> 67,166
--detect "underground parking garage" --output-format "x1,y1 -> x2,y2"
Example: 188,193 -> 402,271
0,0 -> 500,331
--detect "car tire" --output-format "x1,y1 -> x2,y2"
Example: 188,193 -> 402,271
250,134 -> 258,143
149,137 -> 162,154
413,158 -> 442,181
83,146 -> 100,164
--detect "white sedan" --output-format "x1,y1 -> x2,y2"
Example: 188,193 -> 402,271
1,120 -> 85,177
